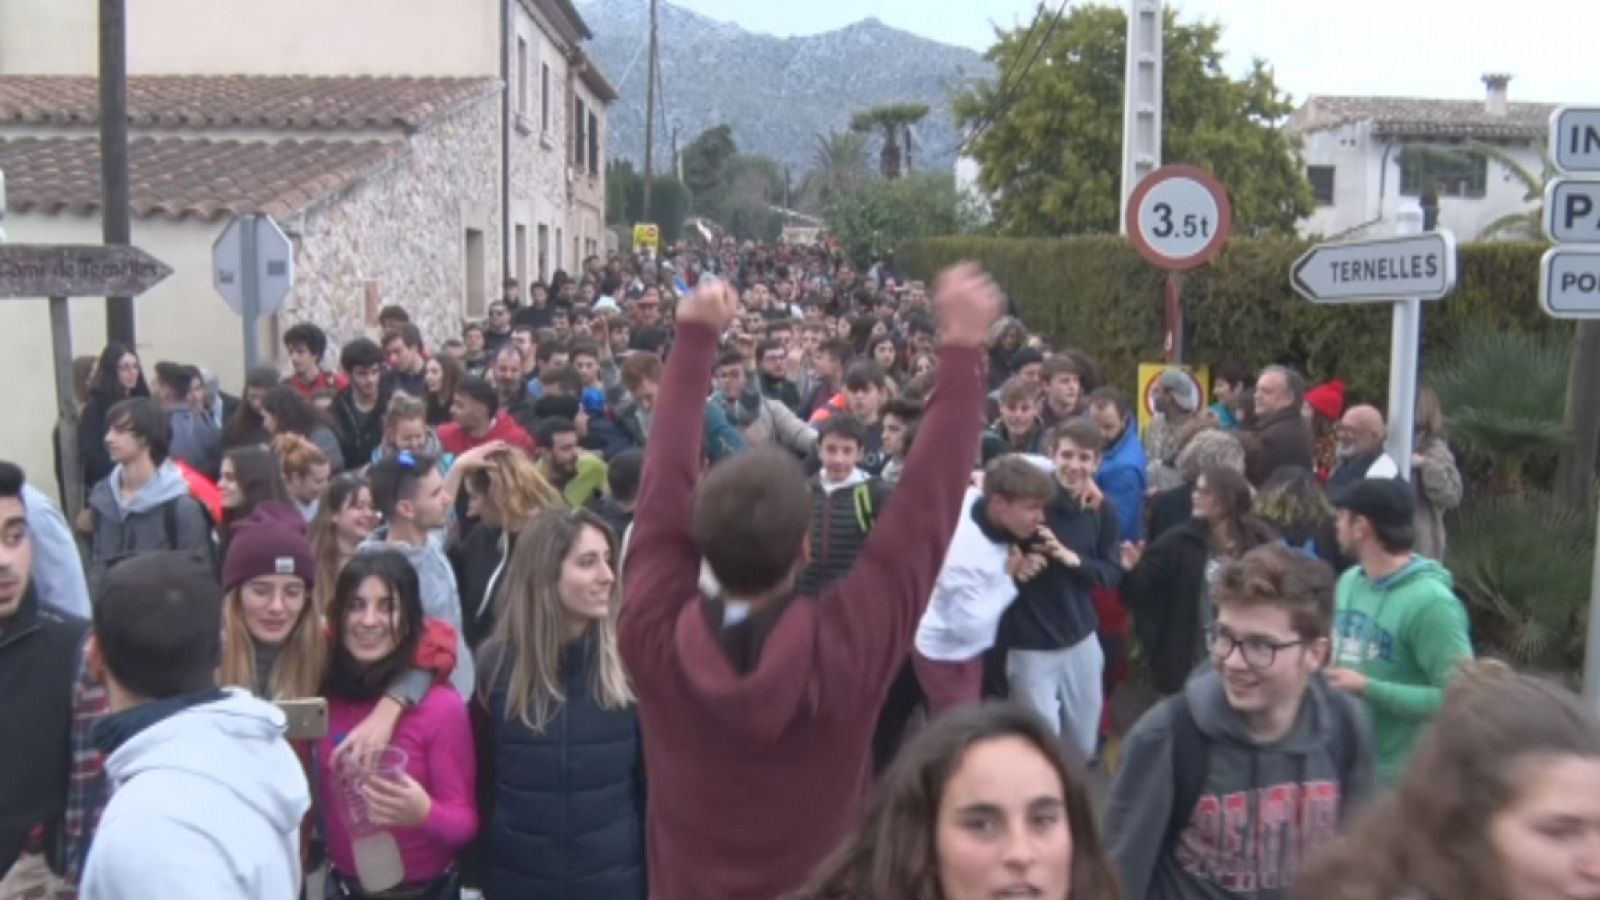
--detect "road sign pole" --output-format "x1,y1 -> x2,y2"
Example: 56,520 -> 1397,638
242,215 -> 261,370
48,295 -> 84,516
1584,501 -> 1600,708
1385,205 -> 1424,481
1164,272 -> 1182,364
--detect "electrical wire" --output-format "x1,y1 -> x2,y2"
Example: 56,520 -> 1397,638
953,0 -> 1071,155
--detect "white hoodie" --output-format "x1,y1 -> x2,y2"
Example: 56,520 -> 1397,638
915,488 -> 1019,662
81,690 -> 310,900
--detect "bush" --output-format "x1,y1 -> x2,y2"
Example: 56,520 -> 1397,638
1430,326 -> 1569,491
897,235 -> 1563,404
1446,490 -> 1594,679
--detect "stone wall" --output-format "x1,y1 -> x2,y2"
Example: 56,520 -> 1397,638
285,91 -> 503,352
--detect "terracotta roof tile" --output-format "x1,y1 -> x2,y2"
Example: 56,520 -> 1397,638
1289,95 -> 1557,140
0,135 -> 402,221
0,75 -> 498,134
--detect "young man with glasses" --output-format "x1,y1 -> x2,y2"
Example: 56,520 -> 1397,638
1106,543 -> 1374,900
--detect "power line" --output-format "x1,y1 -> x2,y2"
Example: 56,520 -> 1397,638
954,0 -> 1071,156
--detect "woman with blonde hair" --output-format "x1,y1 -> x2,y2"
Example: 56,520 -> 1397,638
1412,384 -> 1463,559
476,508 -> 642,900
449,445 -> 564,648
1299,661 -> 1600,900
309,471 -> 378,615
273,432 -> 331,522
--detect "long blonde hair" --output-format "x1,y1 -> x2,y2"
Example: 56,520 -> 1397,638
469,447 -> 564,527
219,584 -> 326,700
479,508 -> 633,731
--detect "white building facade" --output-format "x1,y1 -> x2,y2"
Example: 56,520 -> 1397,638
1288,76 -> 1554,241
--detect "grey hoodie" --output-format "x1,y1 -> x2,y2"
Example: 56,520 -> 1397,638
1105,669 -> 1374,900
357,528 -> 474,698
87,461 -> 212,595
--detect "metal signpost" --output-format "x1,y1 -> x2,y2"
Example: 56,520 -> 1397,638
1289,208 -> 1457,480
1125,164 -> 1233,363
0,243 -> 172,513
1546,105 -> 1600,707
213,214 -> 295,369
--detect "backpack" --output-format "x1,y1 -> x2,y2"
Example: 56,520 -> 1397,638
94,494 -> 219,575
1163,688 -> 1362,852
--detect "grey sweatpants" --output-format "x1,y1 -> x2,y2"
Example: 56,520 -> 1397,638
1007,634 -> 1104,759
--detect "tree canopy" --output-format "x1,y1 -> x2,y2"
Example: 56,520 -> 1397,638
953,5 -> 1312,236
850,103 -> 931,180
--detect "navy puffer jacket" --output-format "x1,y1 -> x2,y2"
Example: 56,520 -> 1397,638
479,635 -> 645,900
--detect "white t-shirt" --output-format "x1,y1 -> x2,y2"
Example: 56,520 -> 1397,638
915,489 -> 1019,662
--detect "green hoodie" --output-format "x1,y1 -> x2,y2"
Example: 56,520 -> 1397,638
1332,556 -> 1472,782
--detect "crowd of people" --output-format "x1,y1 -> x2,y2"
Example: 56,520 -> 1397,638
1,236 -> 1596,900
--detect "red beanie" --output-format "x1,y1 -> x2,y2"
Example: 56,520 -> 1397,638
222,503 -> 316,594
1305,379 -> 1346,422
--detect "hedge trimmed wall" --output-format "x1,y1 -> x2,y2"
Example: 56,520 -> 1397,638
897,236 -> 1561,404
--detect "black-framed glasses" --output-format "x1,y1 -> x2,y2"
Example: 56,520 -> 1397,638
1206,626 -> 1306,670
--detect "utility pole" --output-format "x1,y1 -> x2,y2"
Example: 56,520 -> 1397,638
671,126 -> 682,183
1118,0 -> 1163,235
641,0 -> 658,223
100,0 -> 135,344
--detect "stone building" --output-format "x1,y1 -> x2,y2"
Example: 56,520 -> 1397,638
0,0 -> 613,493
0,76 -> 504,484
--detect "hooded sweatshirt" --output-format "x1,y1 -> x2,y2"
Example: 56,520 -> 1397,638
618,324 -> 985,900
358,529 -> 475,698
1105,670 -> 1374,900
1332,555 -> 1472,782
80,690 -> 310,900
86,461 -> 212,594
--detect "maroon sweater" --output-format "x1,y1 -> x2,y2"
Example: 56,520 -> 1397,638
618,322 -> 985,900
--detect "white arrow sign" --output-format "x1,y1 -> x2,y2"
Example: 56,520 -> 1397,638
1290,231 -> 1458,304
1552,107 -> 1600,173
1546,177 -> 1600,244
1540,246 -> 1600,318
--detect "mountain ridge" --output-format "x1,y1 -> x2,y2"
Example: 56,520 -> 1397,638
577,0 -> 994,177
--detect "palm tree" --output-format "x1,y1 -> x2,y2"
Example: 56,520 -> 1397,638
850,103 -> 931,180
1399,140 -> 1554,240
809,130 -> 870,204
1472,140 -> 1556,240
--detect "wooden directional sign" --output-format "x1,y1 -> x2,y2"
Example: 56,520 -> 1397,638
0,244 -> 173,298
1290,231 -> 1458,304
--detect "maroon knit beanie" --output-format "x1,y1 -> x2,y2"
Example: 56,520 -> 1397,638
222,502 -> 316,594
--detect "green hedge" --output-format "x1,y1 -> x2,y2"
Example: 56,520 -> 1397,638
897,236 -> 1563,403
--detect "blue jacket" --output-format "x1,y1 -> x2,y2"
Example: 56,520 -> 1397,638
1096,417 -> 1147,543
479,636 -> 645,900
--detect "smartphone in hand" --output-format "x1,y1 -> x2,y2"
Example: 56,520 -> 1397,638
277,698 -> 329,741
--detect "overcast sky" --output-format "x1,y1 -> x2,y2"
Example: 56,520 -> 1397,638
665,0 -> 1596,105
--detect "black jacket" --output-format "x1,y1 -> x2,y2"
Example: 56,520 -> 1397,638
77,393 -> 123,495
0,589 -> 88,875
1123,518 -> 1278,694
477,637 -> 645,900
1146,483 -> 1194,543
795,476 -> 892,596
450,523 -> 508,651
998,487 -> 1122,651
330,385 -> 390,470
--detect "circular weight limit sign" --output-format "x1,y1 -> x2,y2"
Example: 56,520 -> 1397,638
1126,165 -> 1233,270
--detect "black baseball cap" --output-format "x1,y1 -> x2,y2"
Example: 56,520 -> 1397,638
1331,477 -> 1414,529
